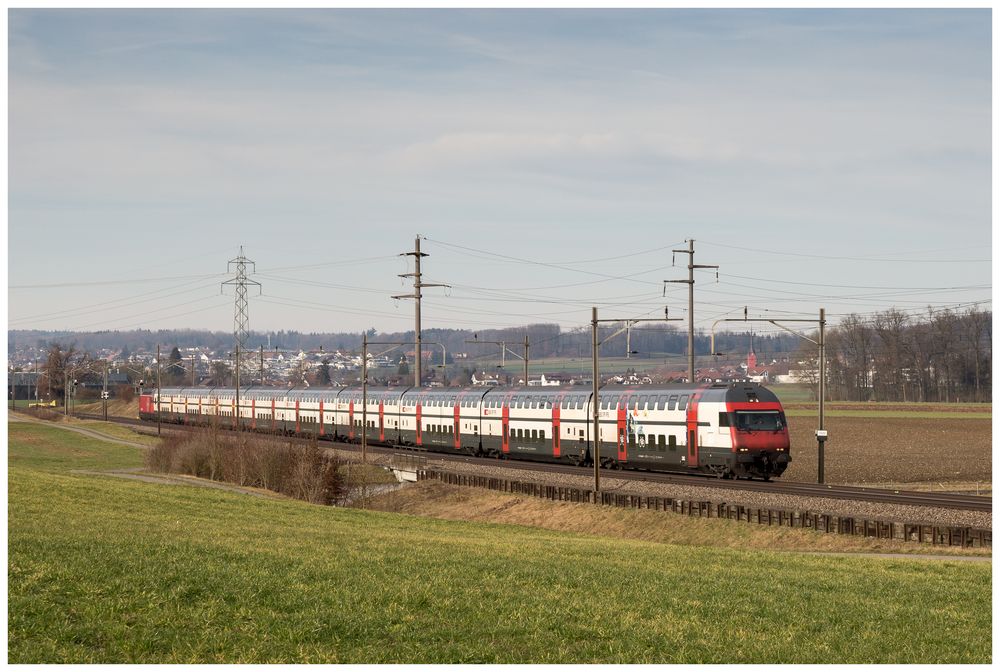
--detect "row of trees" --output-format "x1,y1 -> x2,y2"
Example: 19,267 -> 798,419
16,307 -> 990,403
798,308 -> 991,402
12,324 -> 801,364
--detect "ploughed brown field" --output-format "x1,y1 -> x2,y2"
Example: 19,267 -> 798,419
783,415 -> 991,486
784,401 -> 990,414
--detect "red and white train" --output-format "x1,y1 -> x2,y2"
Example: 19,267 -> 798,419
139,382 -> 790,479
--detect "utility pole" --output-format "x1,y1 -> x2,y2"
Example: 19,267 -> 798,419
817,308 -> 827,484
103,361 -> 108,421
392,236 -> 449,388
361,332 -> 368,464
156,344 -> 161,436
592,307 -> 681,492
524,333 -> 529,387
666,239 -> 719,384
592,308 -> 599,492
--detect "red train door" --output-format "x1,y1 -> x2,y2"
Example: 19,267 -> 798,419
379,401 -> 385,442
416,403 -> 422,446
271,399 -> 276,432
184,399 -> 188,423
552,403 -> 561,458
319,400 -> 325,436
501,404 -> 510,453
453,403 -> 461,449
348,400 -> 355,441
251,399 -> 256,430
686,393 -> 700,467
295,400 -> 300,434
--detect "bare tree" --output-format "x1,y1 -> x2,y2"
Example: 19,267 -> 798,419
873,309 -> 908,401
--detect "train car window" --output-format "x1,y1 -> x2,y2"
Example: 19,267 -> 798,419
656,395 -> 668,410
719,412 -> 730,427
530,429 -> 537,440
540,429 -> 546,440
678,395 -> 689,411
668,435 -> 677,450
667,395 -> 678,410
638,395 -> 649,409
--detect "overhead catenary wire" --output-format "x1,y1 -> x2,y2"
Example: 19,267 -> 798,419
423,237 -> 675,288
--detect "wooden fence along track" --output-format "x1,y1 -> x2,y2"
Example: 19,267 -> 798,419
72,412 -> 991,513
418,470 -> 993,549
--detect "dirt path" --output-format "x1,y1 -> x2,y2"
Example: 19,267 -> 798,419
10,413 -> 150,449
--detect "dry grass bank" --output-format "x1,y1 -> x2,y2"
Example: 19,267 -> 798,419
369,481 -> 990,557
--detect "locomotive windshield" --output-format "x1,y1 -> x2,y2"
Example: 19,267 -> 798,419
734,411 -> 785,432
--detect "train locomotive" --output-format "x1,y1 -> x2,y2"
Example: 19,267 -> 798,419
139,381 -> 790,479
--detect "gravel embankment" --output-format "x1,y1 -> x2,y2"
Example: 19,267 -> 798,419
344,450 -> 992,529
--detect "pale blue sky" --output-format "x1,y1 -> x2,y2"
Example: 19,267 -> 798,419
8,9 -> 992,335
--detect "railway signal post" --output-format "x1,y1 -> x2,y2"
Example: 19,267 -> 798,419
361,338 -> 446,465
710,307 -> 828,483
591,306 -> 681,493
465,335 -> 530,386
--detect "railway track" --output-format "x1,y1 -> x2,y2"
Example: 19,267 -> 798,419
73,412 -> 992,513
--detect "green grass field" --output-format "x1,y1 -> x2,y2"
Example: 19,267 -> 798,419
8,422 -> 992,663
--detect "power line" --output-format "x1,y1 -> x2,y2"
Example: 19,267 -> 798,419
10,272 -> 224,290
699,239 -> 991,263
8,279 -> 220,325
709,270 -> 992,292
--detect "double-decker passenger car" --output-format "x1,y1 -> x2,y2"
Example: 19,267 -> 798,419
140,382 -> 790,479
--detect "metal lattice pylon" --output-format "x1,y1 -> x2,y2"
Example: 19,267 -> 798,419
221,246 -> 261,377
